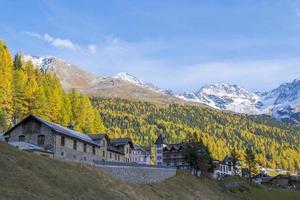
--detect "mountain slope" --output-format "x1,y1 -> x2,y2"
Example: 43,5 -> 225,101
259,79 -> 300,123
177,84 -> 261,114
24,55 -> 300,123
24,56 -> 183,105
177,80 -> 300,123
94,98 -> 300,171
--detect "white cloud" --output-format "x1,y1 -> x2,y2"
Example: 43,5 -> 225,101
88,44 -> 97,54
26,33 -> 299,93
25,32 -> 80,50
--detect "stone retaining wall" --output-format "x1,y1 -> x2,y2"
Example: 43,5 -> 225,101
96,164 -> 177,184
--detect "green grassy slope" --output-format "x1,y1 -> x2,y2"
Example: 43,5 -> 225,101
0,142 -> 299,200
0,142 -> 233,200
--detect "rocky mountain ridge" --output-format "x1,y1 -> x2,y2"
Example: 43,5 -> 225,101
24,55 -> 300,123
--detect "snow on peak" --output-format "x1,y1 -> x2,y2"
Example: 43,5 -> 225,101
114,72 -> 163,93
23,55 -> 61,72
176,83 -> 261,114
199,83 -> 257,99
114,72 -> 144,85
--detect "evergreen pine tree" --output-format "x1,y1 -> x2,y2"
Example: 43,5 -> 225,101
0,40 -> 13,122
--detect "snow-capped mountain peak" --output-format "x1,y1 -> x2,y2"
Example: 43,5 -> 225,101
114,72 -> 164,93
199,83 -> 258,99
114,72 -> 144,85
23,53 -> 300,124
23,55 -> 66,72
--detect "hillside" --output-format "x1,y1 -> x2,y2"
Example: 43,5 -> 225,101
24,55 -> 184,106
0,142 -> 233,200
93,97 -> 300,171
1,142 -> 300,200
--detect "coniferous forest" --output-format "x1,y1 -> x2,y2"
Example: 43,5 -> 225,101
1,40 -> 300,171
0,40 -> 105,134
93,97 -> 300,171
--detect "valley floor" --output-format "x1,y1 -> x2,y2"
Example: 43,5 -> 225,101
0,142 -> 299,200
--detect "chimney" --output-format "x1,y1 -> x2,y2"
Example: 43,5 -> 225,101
67,122 -> 74,130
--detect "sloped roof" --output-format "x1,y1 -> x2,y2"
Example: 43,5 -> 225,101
107,145 -> 125,155
133,145 -> 150,155
9,141 -> 52,153
88,133 -> 109,141
221,155 -> 240,164
110,138 -> 133,148
6,115 -> 99,146
154,134 -> 164,144
253,173 -> 271,179
163,142 -> 205,152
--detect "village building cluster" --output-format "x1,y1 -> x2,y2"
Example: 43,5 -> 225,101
4,115 -> 151,165
3,114 -> 300,189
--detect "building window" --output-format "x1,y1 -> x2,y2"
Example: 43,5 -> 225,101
115,154 -> 117,160
109,153 -> 112,159
102,151 -> 105,157
73,154 -> 76,159
126,148 -> 128,154
118,155 -> 120,161
73,140 -> 77,150
157,156 -> 162,160
92,146 -> 95,155
157,150 -> 162,154
157,144 -> 161,148
61,136 -> 65,146
102,140 -> 105,147
37,135 -> 45,146
83,144 -> 87,152
19,135 -> 25,142
61,152 -> 64,156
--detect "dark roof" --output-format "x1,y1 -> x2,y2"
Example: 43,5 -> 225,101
154,134 -> 164,144
133,145 -> 150,155
163,142 -> 202,152
9,141 -> 53,153
164,142 -> 185,151
88,134 -> 109,141
253,173 -> 271,179
261,174 -> 291,183
107,145 -> 125,155
5,115 -> 99,146
220,155 -> 240,164
110,138 -> 134,148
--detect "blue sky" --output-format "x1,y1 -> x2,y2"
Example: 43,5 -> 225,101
1,0 -> 300,92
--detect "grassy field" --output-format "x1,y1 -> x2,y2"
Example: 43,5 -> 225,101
0,142 -> 299,200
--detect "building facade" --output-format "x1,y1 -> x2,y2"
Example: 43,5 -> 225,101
131,145 -> 151,165
213,156 -> 241,178
154,134 -> 190,168
5,115 -> 101,163
109,138 -> 133,163
155,134 -> 164,166
5,115 -> 134,164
